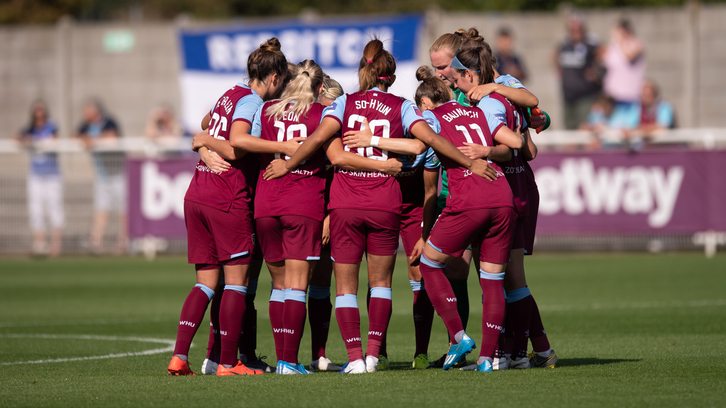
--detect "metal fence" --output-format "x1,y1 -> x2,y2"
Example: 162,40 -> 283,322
1,129 -> 725,257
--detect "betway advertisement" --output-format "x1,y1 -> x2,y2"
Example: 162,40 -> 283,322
126,150 -> 726,239
528,150 -> 726,234
127,158 -> 195,238
178,15 -> 422,132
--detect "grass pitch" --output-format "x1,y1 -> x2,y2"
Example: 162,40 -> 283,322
0,253 -> 725,407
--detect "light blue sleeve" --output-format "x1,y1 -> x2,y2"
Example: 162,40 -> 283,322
610,104 -> 639,129
322,94 -> 347,124
478,97 -> 507,133
424,147 -> 440,170
482,110 -> 505,134
401,100 -> 426,136
656,102 -> 674,128
423,110 -> 441,133
250,108 -> 262,138
232,94 -> 264,124
495,74 -> 527,90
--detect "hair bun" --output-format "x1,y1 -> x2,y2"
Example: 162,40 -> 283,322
260,37 -> 281,52
455,27 -> 483,43
415,65 -> 435,82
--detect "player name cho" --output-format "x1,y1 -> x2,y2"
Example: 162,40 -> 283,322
354,100 -> 392,116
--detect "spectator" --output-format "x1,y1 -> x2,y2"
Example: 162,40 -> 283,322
556,14 -> 604,129
144,104 -> 186,140
76,99 -> 127,254
636,79 -> 675,135
17,100 -> 64,257
494,27 -> 527,83
583,95 -> 641,150
603,18 -> 646,107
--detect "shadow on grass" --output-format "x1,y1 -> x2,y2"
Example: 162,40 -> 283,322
556,358 -> 641,367
382,358 -> 640,371
388,361 -> 418,370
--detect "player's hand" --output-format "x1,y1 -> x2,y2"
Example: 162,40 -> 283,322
466,84 -> 497,104
382,157 -> 403,176
283,137 -> 306,157
192,130 -> 211,152
321,215 -> 331,246
342,118 -> 373,148
409,237 -> 426,265
470,159 -> 498,181
529,107 -> 546,133
199,148 -> 230,174
263,159 -> 290,180
458,142 -> 491,160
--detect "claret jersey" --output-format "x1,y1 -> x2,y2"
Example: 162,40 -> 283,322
482,93 -> 530,217
251,100 -> 327,221
428,100 -> 513,212
323,87 -> 426,214
185,83 -> 263,212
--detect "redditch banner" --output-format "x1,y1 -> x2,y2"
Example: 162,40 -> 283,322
178,15 -> 423,132
529,150 -> 726,234
126,150 -> 726,239
127,158 -> 195,239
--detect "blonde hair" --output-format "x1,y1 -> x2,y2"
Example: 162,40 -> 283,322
321,75 -> 344,100
265,59 -> 324,121
430,28 -> 497,68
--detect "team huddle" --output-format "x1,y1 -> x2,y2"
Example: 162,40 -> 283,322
167,28 -> 557,376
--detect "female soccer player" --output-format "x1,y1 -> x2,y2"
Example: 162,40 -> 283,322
450,39 -> 557,370
307,74 -> 346,372
343,64 -> 524,371
244,59 -> 329,375
428,28 -> 555,369
168,37 -> 288,377
424,28 -> 533,368
264,39 -> 498,374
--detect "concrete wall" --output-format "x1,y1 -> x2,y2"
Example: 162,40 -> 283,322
0,20 -> 181,140
424,3 -> 721,129
0,3 -> 723,139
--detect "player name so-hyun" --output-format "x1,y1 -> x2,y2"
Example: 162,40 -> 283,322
354,99 -> 392,116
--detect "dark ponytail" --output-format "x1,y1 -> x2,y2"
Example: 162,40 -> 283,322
414,66 -> 454,108
247,37 -> 288,84
453,45 -> 495,85
358,39 -> 396,91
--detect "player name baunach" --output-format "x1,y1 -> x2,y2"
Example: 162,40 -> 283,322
441,107 -> 479,123
354,100 -> 392,116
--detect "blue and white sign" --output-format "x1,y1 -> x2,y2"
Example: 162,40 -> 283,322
178,15 -> 423,131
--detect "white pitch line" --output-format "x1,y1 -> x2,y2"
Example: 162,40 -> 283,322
0,334 -> 175,366
0,317 -> 168,328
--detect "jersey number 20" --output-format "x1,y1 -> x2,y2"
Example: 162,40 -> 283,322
346,115 -> 390,161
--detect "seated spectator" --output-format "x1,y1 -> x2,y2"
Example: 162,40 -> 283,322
636,79 -> 675,136
494,27 -> 527,83
144,104 -> 187,140
17,100 -> 64,257
582,95 -> 639,149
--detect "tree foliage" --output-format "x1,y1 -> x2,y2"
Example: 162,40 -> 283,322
0,0 -> 719,24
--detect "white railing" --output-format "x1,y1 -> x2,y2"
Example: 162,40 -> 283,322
530,128 -> 726,150
3,128 -> 726,154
